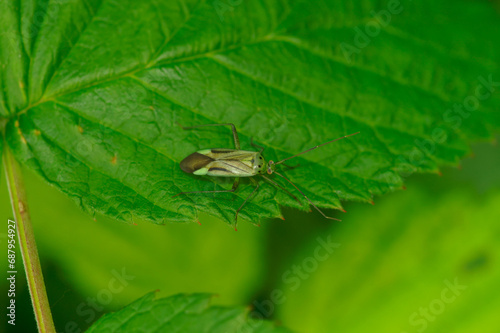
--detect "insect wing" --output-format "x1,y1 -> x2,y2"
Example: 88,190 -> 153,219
202,150 -> 259,177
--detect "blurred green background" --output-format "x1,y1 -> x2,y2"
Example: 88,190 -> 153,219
1,137 -> 499,332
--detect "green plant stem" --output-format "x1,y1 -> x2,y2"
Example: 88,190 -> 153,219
3,145 -> 56,333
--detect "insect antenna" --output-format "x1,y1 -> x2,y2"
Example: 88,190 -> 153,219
275,132 -> 360,166
273,171 -> 341,221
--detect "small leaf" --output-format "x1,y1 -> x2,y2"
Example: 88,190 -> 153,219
1,0 -> 499,225
86,292 -> 292,333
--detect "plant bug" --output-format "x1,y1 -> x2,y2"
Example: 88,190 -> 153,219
174,123 -> 359,223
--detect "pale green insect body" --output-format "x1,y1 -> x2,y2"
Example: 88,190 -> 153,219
189,149 -> 266,177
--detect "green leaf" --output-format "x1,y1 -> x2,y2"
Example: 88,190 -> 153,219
277,186 -> 500,333
86,292 -> 291,333
1,0 -> 499,225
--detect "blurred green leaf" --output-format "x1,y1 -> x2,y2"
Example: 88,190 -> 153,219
277,186 -> 500,333
86,292 -> 291,333
1,0 -> 499,226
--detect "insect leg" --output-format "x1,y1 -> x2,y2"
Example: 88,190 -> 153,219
260,175 -> 302,207
273,171 -> 341,221
178,123 -> 241,150
235,178 -> 260,222
250,137 -> 265,153
172,178 -> 240,197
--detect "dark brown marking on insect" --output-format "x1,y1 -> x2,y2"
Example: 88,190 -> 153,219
180,152 -> 214,173
209,167 -> 230,172
250,158 -> 255,164
211,149 -> 234,154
